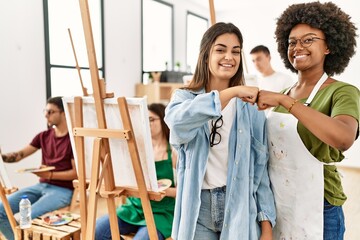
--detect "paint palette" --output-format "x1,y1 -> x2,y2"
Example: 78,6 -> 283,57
16,166 -> 55,173
42,212 -> 73,226
157,179 -> 172,191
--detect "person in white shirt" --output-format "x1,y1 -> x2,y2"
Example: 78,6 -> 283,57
250,45 -> 294,92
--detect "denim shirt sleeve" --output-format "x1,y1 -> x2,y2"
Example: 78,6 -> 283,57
165,89 -> 222,145
251,107 -> 276,227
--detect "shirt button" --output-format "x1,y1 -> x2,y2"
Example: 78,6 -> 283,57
235,161 -> 239,164
233,177 -> 236,180
239,129 -> 243,133
238,145 -> 241,148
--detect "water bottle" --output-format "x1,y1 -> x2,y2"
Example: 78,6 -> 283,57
19,195 -> 31,229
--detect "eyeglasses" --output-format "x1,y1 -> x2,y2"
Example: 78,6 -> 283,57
43,109 -> 61,115
288,35 -> 326,50
149,117 -> 160,123
209,115 -> 223,147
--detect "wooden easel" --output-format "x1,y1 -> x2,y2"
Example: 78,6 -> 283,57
73,1 -> 165,239
209,0 -> 216,25
68,28 -> 89,97
0,182 -> 19,239
0,156 -> 20,240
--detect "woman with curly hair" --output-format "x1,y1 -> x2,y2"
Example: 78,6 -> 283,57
257,2 -> 359,240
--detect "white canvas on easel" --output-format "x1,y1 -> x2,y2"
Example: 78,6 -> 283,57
62,96 -> 159,191
0,154 -> 13,189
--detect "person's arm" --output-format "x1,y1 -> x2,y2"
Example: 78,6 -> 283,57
164,147 -> 177,198
1,145 -> 37,163
219,85 -> 258,109
171,147 -> 177,169
33,159 -> 77,181
165,87 -> 258,146
257,90 -> 358,151
260,221 -> 272,240
164,186 -> 176,198
251,108 -> 276,233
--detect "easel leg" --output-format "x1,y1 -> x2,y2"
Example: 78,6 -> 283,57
107,197 -> 120,239
74,96 -> 88,240
85,138 -> 121,240
0,182 -> 18,239
85,138 -> 102,240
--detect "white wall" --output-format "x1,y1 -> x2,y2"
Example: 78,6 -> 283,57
0,0 -> 46,188
103,0 -> 142,98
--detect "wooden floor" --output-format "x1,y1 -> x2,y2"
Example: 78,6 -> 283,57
338,166 -> 360,240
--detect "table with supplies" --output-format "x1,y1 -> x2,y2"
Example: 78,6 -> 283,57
16,212 -> 81,240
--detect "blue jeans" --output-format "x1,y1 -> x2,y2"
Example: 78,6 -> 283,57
95,214 -> 165,240
194,186 -> 226,240
0,183 -> 73,240
324,199 -> 345,240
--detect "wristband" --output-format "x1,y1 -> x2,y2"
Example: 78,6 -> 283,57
287,99 -> 298,113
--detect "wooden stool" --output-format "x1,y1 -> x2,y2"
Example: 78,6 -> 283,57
16,213 -> 81,240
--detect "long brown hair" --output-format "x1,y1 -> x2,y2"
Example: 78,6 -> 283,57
186,22 -> 244,91
148,103 -> 169,142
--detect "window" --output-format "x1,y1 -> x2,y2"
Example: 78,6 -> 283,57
43,0 -> 104,97
142,0 -> 173,82
186,12 -> 208,74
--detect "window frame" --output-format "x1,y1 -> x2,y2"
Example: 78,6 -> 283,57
141,0 -> 174,83
43,0 -> 105,98
186,11 -> 208,74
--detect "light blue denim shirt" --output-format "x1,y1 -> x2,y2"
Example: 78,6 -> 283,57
165,88 -> 276,240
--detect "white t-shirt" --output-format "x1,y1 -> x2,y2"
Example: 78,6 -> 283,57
258,71 -> 294,93
202,98 -> 236,189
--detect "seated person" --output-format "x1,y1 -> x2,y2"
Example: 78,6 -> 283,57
95,103 -> 177,240
0,96 -> 77,240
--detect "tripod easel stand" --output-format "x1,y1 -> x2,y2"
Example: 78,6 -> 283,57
0,155 -> 20,239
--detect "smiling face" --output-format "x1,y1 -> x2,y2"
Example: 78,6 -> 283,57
287,24 -> 330,73
208,33 -> 241,85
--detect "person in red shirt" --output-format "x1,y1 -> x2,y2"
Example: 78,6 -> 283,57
0,96 -> 77,240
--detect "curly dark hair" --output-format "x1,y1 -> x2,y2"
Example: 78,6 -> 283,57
275,1 -> 357,76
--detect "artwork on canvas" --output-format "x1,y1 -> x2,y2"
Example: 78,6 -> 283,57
62,96 -> 158,191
